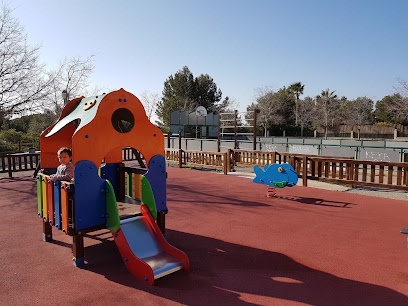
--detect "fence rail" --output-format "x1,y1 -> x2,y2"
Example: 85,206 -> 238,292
305,157 -> 408,191
165,148 -> 228,174
3,148 -> 408,191
230,149 -> 354,167
0,152 -> 40,177
229,149 -> 408,191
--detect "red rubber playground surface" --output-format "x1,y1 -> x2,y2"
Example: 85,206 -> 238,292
1,167 -> 408,305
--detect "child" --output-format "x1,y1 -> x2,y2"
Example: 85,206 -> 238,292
50,147 -> 74,182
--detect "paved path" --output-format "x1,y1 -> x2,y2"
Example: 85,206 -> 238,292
1,168 -> 408,305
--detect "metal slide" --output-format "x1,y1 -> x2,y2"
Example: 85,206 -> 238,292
112,205 -> 190,285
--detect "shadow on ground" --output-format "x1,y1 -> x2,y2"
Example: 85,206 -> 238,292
280,194 -> 355,208
167,183 -> 271,208
54,229 -> 408,305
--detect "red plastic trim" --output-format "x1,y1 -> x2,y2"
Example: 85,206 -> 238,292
113,228 -> 155,285
140,205 -> 190,272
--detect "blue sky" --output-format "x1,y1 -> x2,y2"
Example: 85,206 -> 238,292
11,0 -> 408,112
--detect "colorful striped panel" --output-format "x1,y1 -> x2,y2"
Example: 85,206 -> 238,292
47,179 -> 54,226
134,174 -> 141,200
61,183 -> 69,235
53,181 -> 61,230
42,178 -> 48,222
37,176 -> 43,218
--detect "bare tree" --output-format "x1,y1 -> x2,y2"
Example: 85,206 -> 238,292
298,96 -> 317,137
0,3 -> 54,117
45,55 -> 98,114
139,90 -> 161,120
395,77 -> 408,97
343,97 -> 374,139
379,79 -> 408,124
249,86 -> 290,136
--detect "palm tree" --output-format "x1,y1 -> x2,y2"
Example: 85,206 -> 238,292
288,82 -> 305,126
316,89 -> 337,139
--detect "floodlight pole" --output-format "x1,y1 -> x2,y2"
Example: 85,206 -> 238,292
234,110 -> 238,150
217,113 -> 221,152
253,108 -> 259,151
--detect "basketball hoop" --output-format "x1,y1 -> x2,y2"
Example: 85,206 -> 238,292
195,106 -> 207,117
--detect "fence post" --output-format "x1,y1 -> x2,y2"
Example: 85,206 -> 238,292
227,149 -> 231,173
302,156 -> 308,187
178,131 -> 182,149
7,155 -> 12,178
223,152 -> 228,175
178,149 -> 182,168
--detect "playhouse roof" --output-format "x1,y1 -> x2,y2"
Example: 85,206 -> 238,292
40,89 -> 164,169
46,93 -> 108,137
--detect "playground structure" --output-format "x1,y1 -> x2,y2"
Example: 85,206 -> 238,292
253,163 -> 299,197
36,89 -> 189,285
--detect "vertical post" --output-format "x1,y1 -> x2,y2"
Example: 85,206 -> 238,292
227,150 -> 231,173
289,156 -> 295,168
178,131 -> 182,150
127,173 -> 133,197
234,110 -> 238,149
157,211 -> 167,234
178,149 -> 182,168
253,109 -> 258,151
7,155 -> 12,178
272,152 -> 277,164
42,220 -> 52,242
217,113 -> 221,152
167,132 -> 172,149
73,231 -> 85,267
302,156 -> 308,187
223,152 -> 228,175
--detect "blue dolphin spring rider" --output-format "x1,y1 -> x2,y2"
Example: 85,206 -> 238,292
253,163 -> 298,197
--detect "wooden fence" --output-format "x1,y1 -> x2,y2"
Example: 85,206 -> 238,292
165,149 -> 228,175
3,148 -> 408,191
304,157 -> 408,191
230,149 -> 354,166
229,149 -> 408,191
0,152 -> 40,177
